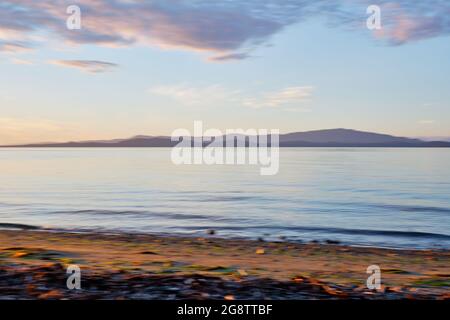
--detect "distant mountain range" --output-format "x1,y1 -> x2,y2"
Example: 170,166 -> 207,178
415,136 -> 450,142
2,129 -> 450,147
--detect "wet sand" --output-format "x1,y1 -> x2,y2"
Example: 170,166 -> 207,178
0,229 -> 448,299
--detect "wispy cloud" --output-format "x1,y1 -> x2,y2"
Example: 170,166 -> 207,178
208,53 -> 252,62
243,86 -> 314,109
0,41 -> 32,53
50,60 -> 118,73
0,1 -> 448,61
149,84 -> 241,106
149,84 -> 313,109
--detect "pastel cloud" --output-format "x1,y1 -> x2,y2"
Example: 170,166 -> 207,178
208,53 -> 252,62
149,84 -> 242,106
0,0 -> 290,59
0,41 -> 32,53
50,60 -> 118,73
370,1 -> 449,45
149,84 -> 313,109
0,0 -> 448,61
243,86 -> 314,109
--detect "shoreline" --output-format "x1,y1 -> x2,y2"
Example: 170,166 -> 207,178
0,229 -> 449,300
0,224 -> 448,251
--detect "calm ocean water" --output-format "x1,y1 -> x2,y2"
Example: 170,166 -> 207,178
0,148 -> 449,249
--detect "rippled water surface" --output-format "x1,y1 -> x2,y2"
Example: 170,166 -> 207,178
1,148 -> 449,249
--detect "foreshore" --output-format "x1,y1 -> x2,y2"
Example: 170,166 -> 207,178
0,229 -> 448,300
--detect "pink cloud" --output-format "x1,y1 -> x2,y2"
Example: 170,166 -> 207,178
0,0 -> 448,60
50,60 -> 118,73
372,2 -> 447,45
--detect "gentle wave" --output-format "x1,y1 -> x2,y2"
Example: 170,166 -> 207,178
178,225 -> 450,240
0,223 -> 40,230
47,209 -> 216,220
372,204 -> 450,214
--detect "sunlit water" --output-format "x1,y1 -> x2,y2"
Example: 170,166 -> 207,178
0,148 -> 449,249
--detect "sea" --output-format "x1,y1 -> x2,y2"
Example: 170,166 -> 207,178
0,148 -> 449,249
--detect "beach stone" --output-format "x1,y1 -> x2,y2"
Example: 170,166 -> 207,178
38,290 -> 63,300
237,269 -> 248,276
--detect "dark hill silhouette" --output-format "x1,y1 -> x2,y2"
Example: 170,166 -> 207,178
282,128 -> 420,144
2,129 -> 449,147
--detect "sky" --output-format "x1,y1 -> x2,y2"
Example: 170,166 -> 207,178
0,0 -> 449,144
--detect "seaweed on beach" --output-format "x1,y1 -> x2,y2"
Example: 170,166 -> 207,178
1,262 -> 447,300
